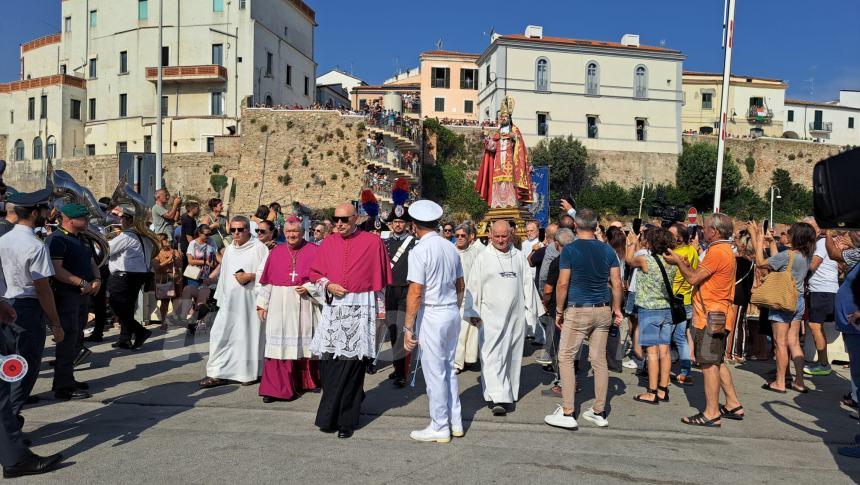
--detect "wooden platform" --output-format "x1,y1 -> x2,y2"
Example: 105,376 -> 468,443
476,206 -> 536,239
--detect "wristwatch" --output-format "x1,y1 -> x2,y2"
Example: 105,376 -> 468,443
79,279 -> 89,288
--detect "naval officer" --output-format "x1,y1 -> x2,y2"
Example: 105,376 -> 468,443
402,200 -> 465,443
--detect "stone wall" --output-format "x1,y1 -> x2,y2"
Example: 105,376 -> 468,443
590,150 -> 678,187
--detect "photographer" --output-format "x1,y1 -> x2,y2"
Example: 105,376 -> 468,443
152,189 -> 182,243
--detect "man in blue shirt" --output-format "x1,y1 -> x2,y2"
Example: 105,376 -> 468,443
545,209 -> 623,430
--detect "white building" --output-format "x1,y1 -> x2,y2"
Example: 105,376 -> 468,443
476,26 -> 685,154
784,90 -> 860,146
1,0 -> 317,171
316,69 -> 366,97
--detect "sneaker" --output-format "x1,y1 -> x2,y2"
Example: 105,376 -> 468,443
410,426 -> 451,443
582,408 -> 609,427
803,364 -> 832,376
544,405 -> 578,429
451,425 -> 464,438
491,403 -> 508,416
622,359 -> 639,369
535,352 -> 552,365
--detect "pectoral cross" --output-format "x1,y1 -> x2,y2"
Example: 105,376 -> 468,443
289,270 -> 298,282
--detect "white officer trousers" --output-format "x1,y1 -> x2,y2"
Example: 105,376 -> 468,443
417,304 -> 462,432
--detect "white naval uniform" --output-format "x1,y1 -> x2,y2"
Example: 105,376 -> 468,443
407,231 -> 464,432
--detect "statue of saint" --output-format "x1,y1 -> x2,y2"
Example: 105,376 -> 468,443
475,96 -> 533,208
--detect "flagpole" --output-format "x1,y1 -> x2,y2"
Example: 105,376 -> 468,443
713,0 -> 736,213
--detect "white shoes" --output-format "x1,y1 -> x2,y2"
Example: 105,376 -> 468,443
410,426 -> 451,443
451,425 -> 464,438
544,405 -> 578,429
535,351 -> 552,365
582,407 -> 609,427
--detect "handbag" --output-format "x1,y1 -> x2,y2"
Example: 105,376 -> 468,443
750,251 -> 798,312
183,264 -> 202,280
155,254 -> 177,299
653,253 -> 687,325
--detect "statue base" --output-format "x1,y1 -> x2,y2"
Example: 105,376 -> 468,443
476,206 -> 536,240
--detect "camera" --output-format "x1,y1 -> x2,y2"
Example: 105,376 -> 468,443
647,192 -> 685,228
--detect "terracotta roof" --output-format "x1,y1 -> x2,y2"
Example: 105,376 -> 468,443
683,71 -> 785,83
21,33 -> 61,53
420,50 -> 480,59
288,0 -> 316,23
498,34 -> 680,54
0,74 -> 85,93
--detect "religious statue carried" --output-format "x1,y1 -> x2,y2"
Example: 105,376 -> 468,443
475,95 -> 533,208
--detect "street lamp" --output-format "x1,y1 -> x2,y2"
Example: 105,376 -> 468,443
769,185 -> 782,225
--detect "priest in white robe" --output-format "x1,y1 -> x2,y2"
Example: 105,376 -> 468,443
523,221 -> 544,344
464,220 -> 544,416
454,222 -> 482,373
256,218 -> 321,402
200,216 -> 270,387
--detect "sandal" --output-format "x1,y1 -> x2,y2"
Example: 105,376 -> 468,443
791,385 -> 809,394
682,412 -> 721,427
842,393 -> 858,408
634,389 -> 660,405
199,377 -> 229,388
761,383 -> 787,394
719,404 -> 745,420
657,385 -> 670,402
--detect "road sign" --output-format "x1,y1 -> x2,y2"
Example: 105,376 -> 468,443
687,207 -> 698,224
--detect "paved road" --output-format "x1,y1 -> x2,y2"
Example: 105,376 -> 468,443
13,325 -> 860,484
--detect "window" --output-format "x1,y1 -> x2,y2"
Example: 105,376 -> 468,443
88,98 -> 96,120
213,0 -> 224,12
634,66 -> 647,98
749,97 -> 764,108
89,10 -> 97,28
266,52 -> 273,77
284,26 -> 289,38
59,64 -> 66,75
464,100 -> 473,113
636,119 -> 646,141
161,46 -> 169,67
86,144 -> 96,156
32,138 -> 43,160
265,95 -> 272,107
359,99 -> 367,110
460,68 -> 478,90
138,0 -> 148,20
431,67 -> 450,89
119,51 -> 128,74
701,92 -> 713,109
27,98 -> 35,120
239,0 -> 247,10
89,58 -> 97,79
206,137 -> 215,153
64,16 -> 72,32
286,64 -> 292,86
14,140 -> 24,161
40,95 -> 47,119
211,92 -> 223,115
587,116 -> 598,139
485,64 -> 491,86
787,109 -> 794,122
535,58 -> 549,92
119,93 -> 127,117
161,96 -> 168,116
304,77 -> 309,96
144,135 -> 152,153
434,97 -> 445,112
586,62 -> 599,95
46,136 -> 56,159
212,44 -> 223,66
117,142 -> 128,154
8,110 -> 12,124
849,117 -> 855,129
70,99 -> 81,120
537,113 -> 548,136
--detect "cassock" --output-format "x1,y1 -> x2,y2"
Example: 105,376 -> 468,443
206,238 -> 270,383
383,233 -> 419,381
256,241 -> 321,400
463,244 -> 544,404
522,237 -> 543,343
455,242 -> 483,371
309,228 -> 392,432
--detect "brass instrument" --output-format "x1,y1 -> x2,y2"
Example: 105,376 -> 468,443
46,165 -> 111,267
110,175 -> 161,259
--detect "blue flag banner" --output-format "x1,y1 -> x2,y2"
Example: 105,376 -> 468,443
530,166 -> 550,228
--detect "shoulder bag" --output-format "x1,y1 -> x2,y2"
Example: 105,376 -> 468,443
156,255 -> 177,300
653,253 -> 687,325
750,251 -> 798,312
182,244 -> 206,280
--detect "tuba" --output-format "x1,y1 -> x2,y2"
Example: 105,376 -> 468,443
46,164 -> 111,267
110,175 -> 161,259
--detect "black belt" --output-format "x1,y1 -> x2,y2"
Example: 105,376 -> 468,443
112,271 -> 149,278
569,302 -> 610,308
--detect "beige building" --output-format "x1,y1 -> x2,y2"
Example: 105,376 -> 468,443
1,0 -> 317,172
477,26 -> 685,154
682,71 -> 787,138
419,50 -> 479,122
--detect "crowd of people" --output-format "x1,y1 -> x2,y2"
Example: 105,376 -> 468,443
0,176 -> 859,476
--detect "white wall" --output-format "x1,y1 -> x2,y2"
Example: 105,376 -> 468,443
784,103 -> 860,146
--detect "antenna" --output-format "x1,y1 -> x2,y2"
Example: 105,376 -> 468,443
435,38 -> 444,50
659,39 -> 666,48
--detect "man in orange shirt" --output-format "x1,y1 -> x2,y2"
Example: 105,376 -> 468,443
664,213 -> 744,428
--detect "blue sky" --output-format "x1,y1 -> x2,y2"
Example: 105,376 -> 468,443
4,0 -> 858,101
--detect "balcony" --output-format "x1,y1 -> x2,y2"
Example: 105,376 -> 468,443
145,65 -> 227,84
747,106 -> 774,123
809,121 -> 833,133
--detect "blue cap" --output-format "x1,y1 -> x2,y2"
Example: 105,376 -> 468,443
6,188 -> 51,207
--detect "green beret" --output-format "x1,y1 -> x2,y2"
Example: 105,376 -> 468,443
60,203 -> 89,219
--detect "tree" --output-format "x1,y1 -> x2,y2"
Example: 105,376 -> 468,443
721,186 -> 769,220
421,121 -> 488,219
530,136 -> 595,219
769,168 -> 812,222
676,142 -> 742,211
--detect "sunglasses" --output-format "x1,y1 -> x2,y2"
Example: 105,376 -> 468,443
443,228 -> 453,232
455,234 -> 468,238
255,229 -> 269,234
313,229 -> 323,233
332,216 -> 352,223
229,227 -> 247,233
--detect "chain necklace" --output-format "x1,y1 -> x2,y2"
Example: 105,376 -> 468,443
493,245 -> 516,278
286,240 -> 305,283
